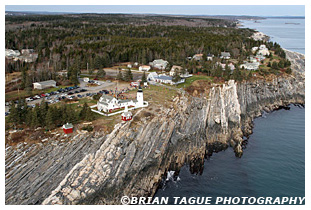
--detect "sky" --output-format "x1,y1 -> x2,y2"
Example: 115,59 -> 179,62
5,5 -> 305,17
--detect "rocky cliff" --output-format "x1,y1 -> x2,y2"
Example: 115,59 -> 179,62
5,50 -> 305,205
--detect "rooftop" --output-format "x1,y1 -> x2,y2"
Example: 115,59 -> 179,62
33,80 -> 56,86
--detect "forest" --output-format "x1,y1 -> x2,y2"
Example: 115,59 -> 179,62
5,14 -> 289,90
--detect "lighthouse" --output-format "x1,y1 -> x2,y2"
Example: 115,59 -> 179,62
136,85 -> 144,107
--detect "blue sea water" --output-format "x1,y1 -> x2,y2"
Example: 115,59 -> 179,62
155,105 -> 305,204
240,18 -> 305,54
154,18 -> 305,204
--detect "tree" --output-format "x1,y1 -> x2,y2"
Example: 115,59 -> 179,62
79,102 -> 88,120
96,68 -> 106,79
45,107 -> 54,130
124,69 -> 133,82
172,72 -> 181,83
85,107 -> 95,121
272,61 -> 279,70
31,107 -> 40,128
8,104 -> 19,128
141,71 -> 147,82
116,70 -> 124,81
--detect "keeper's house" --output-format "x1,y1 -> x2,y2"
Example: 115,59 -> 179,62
97,86 -> 148,113
33,80 -> 57,90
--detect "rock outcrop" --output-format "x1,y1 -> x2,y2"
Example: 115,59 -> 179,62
5,50 -> 305,205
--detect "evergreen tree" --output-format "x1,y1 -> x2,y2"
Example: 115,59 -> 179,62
172,72 -> 181,83
124,69 -> 133,82
45,107 -> 54,130
272,61 -> 279,70
96,68 -> 106,79
85,107 -> 95,121
31,107 -> 40,128
79,102 -> 88,120
141,71 -> 147,82
8,104 -> 18,128
116,70 -> 124,81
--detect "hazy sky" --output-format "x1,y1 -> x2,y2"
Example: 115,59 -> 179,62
5,5 -> 305,16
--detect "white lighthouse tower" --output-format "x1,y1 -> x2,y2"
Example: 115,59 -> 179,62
136,85 -> 144,107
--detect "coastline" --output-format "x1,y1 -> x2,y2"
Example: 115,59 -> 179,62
5,30 -> 305,205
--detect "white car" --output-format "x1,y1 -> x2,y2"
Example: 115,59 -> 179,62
26,97 -> 33,102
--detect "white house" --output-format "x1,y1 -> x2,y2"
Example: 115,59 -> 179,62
147,72 -> 185,85
97,86 -> 148,113
33,80 -> 57,90
251,47 -> 259,53
139,65 -> 151,71
170,65 -> 192,78
5,49 -> 20,58
150,59 -> 169,70
207,54 -> 214,61
257,45 -> 270,56
240,62 -> 260,71
192,54 -> 203,61
216,62 -> 235,71
220,52 -> 231,59
169,65 -> 183,76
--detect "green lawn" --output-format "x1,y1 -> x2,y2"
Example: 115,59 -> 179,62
176,75 -> 213,89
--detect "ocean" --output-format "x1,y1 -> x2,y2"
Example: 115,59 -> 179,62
154,18 -> 305,204
239,18 -> 305,54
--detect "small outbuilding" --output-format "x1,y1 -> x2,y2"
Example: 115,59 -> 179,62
63,123 -> 73,134
33,80 -> 57,90
121,106 -> 132,121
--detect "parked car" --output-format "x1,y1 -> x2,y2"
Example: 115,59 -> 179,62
26,97 -> 33,102
41,94 -> 46,97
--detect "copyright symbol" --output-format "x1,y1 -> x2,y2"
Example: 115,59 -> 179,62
121,195 -> 130,205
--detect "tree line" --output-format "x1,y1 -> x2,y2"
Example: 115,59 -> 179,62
7,99 -> 95,130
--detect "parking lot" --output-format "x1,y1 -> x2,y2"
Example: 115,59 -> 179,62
5,78 -> 122,114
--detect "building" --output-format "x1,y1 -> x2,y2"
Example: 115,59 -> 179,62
207,53 -> 214,61
147,72 -> 185,85
149,59 -> 169,70
192,54 -> 203,61
121,106 -> 133,121
127,64 -> 132,68
216,62 -> 235,71
138,65 -> 151,71
33,80 -> 57,90
97,86 -> 148,113
169,65 -> 192,78
83,77 -> 90,82
130,81 -> 140,87
5,49 -> 20,58
169,65 -> 183,76
220,52 -> 231,59
251,47 -> 259,53
63,123 -> 73,134
21,49 -> 35,55
240,62 -> 260,71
